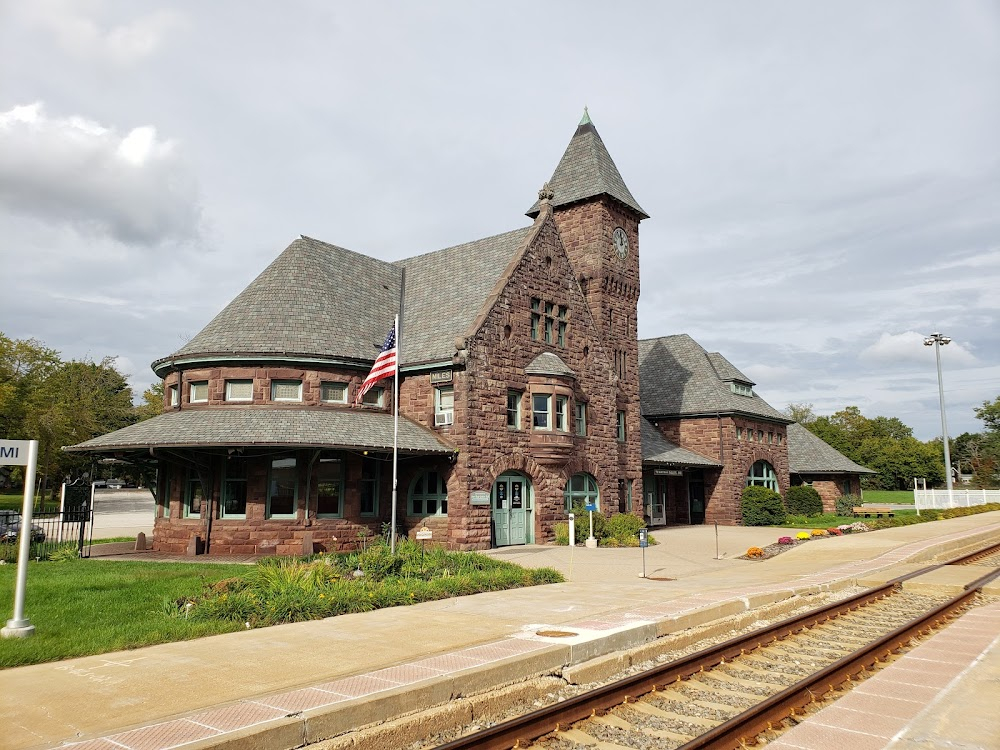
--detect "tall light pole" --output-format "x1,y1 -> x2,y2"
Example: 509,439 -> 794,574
923,332 -> 953,492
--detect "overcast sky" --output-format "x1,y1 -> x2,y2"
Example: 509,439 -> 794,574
1,1 -> 998,441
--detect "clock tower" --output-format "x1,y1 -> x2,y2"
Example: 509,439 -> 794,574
526,109 -> 648,513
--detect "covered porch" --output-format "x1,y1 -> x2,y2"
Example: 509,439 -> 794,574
640,419 -> 721,526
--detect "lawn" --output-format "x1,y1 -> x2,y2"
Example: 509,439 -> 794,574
780,509 -> 918,529
0,560 -> 251,668
862,490 -> 915,505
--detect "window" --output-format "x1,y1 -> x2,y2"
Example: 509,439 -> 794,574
841,478 -> 852,496
360,457 -> 379,516
190,381 -> 208,403
757,430 -> 764,443
506,390 -> 521,429
777,433 -> 784,445
768,431 -> 774,444
225,380 -> 253,402
160,471 -> 171,518
731,382 -> 753,397
184,473 -> 203,518
563,473 -> 599,512
557,306 -> 567,347
267,457 -> 297,518
746,460 -> 778,491
617,410 -> 627,442
532,393 -> 551,430
736,427 -> 743,440
321,382 -> 348,404
555,396 -> 568,431
271,380 -> 302,402
434,386 -> 454,426
530,298 -> 541,340
409,471 -> 448,516
169,385 -> 179,407
221,458 -> 248,518
361,386 -> 383,407
530,297 -> 567,347
575,402 -> 587,436
316,456 -> 343,517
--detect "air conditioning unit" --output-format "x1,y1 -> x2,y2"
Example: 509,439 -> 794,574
434,411 -> 454,427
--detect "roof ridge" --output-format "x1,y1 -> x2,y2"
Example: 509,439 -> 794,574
393,226 -> 532,265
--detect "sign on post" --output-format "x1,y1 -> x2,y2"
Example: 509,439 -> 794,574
1,439 -> 39,639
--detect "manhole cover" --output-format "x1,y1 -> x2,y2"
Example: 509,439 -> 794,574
535,630 -> 578,638
645,576 -> 676,581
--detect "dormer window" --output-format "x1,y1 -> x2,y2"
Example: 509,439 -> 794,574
731,382 -> 753,397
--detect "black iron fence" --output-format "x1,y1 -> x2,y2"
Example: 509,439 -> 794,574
0,498 -> 94,563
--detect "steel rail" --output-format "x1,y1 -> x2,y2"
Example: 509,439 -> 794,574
433,537 -> 999,750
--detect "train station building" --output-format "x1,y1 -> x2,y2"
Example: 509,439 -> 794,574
69,113 -> 871,554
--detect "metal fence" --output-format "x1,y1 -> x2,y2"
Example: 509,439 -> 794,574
0,506 -> 93,563
913,487 -> 1000,511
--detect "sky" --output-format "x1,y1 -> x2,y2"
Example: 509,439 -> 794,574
1,1 -> 998,441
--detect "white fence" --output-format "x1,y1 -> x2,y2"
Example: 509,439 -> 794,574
913,484 -> 1000,511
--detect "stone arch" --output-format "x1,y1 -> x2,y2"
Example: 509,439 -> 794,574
485,451 -> 546,487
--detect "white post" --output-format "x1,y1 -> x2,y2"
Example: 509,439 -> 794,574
568,513 -> 575,547
585,508 -> 597,548
3,440 -> 39,639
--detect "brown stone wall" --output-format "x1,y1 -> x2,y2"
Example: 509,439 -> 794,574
794,474 -> 860,514
650,416 -> 790,525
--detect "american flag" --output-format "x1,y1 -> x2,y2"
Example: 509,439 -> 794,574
355,324 -> 397,405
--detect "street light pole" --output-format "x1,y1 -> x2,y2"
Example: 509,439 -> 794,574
923,332 -> 953,493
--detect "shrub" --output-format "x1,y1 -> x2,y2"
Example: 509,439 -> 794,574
786,486 -> 823,516
553,522 -> 570,546
810,529 -> 827,537
796,531 -> 811,540
836,494 -> 861,516
777,536 -> 794,545
570,503 -> 606,544
741,486 -> 786,526
604,512 -> 646,546
746,546 -> 764,558
827,528 -> 843,536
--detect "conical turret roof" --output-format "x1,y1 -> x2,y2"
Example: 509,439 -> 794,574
526,109 -> 648,219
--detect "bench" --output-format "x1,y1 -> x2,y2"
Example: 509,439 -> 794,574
853,505 -> 894,518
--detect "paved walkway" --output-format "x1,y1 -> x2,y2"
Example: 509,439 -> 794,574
3,514 -> 999,750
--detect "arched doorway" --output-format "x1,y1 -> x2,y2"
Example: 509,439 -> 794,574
492,471 -> 533,546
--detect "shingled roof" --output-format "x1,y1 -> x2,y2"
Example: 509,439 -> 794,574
638,334 -> 790,422
525,352 -> 576,378
526,110 -> 648,219
67,408 -> 454,455
153,237 -> 401,373
395,227 -> 532,366
641,419 -> 721,467
787,422 -> 875,474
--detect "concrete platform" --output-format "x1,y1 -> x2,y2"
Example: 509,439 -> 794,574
2,513 -> 999,750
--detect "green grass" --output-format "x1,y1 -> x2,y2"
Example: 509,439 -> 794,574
862,490 -> 915,505
780,510 -> 918,528
0,560 -> 250,668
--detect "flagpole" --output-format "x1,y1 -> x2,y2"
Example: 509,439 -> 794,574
390,312 -> 400,555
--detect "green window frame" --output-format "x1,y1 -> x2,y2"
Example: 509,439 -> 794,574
266,457 -> 297,518
564,473 -> 599,512
616,410 -> 626,442
746,460 -> 778,491
408,470 -> 448,516
360,457 -> 379,516
575,402 -> 587,436
221,458 -> 248,518
530,298 -> 541,340
184,472 -> 203,518
316,455 -> 343,518
361,386 -> 384,407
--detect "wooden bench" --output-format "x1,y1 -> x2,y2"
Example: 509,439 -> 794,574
853,505 -> 895,518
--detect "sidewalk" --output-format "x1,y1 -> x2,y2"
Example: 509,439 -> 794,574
3,513 -> 999,750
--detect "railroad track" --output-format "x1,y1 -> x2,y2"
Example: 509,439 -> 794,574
434,542 -> 1000,750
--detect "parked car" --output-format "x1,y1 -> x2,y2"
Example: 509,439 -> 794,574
107,479 -> 125,490
92,478 -> 107,488
0,510 -> 46,544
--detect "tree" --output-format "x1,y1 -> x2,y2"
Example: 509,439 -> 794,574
135,381 -> 165,422
0,334 -> 60,439
783,402 -> 815,425
975,396 -> 1000,433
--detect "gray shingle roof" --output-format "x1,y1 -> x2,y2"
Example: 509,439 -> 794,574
787,422 -> 876,474
525,116 -> 648,219
641,419 -> 721,467
706,352 -> 753,384
66,408 -> 453,455
525,352 -> 576,378
394,227 -> 533,366
155,237 -> 402,371
638,334 -> 790,422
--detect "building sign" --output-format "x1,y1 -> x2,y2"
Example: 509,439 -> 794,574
470,491 -> 491,506
0,440 -> 32,466
415,526 -> 432,540
430,370 -> 453,385
654,468 -> 683,476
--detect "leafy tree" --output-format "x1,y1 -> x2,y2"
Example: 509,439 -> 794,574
135,381 -> 165,422
975,396 -> 1000,433
784,402 -> 816,425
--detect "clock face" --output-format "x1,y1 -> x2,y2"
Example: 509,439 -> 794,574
612,227 -> 629,259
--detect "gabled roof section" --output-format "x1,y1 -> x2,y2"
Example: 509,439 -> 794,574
638,334 -> 790,423
525,352 -> 576,378
394,227 -> 533,366
787,422 -> 876,475
155,237 -> 401,372
641,419 -> 721,467
526,111 -> 648,219
66,408 -> 453,455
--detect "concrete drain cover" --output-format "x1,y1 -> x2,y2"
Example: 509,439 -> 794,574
646,576 -> 676,581
535,630 -> 578,638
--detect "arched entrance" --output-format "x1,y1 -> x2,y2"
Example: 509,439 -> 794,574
492,471 -> 533,546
